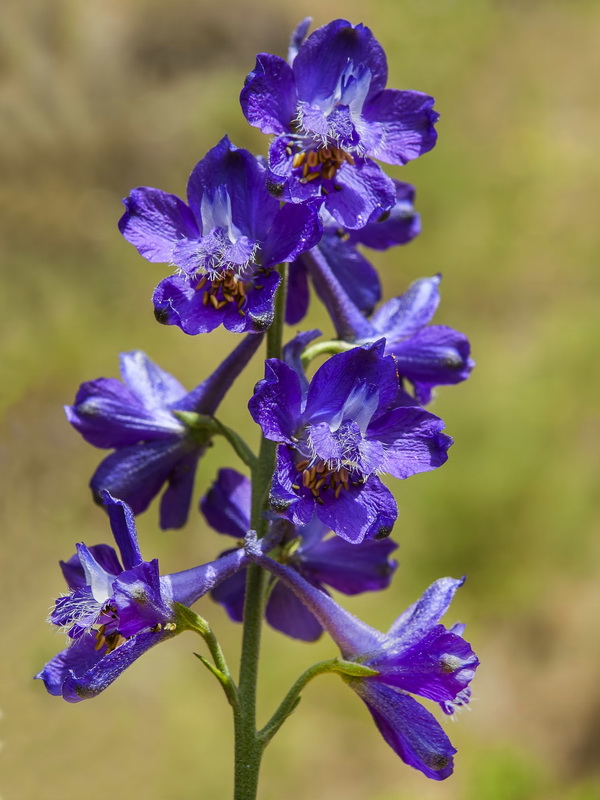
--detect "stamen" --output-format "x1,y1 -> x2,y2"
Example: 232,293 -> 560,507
293,144 -> 354,186
195,269 -> 250,313
295,458 -> 355,502
292,152 -> 306,168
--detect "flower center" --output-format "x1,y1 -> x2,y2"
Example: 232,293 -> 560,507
291,458 -> 362,504
194,270 -> 249,317
94,626 -> 127,654
93,603 -> 126,654
292,147 -> 355,189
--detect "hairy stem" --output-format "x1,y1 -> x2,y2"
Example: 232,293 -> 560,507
234,264 -> 287,800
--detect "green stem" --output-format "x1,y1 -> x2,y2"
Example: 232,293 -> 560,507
172,411 -> 257,470
211,417 -> 258,471
300,338 -> 355,369
175,603 -> 239,711
258,658 -> 378,747
234,264 -> 287,800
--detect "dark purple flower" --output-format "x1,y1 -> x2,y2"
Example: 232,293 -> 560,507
119,136 -> 323,334
200,468 -> 398,641
248,341 -> 452,543
241,19 -> 438,229
286,181 -> 420,324
299,264 -> 474,404
66,334 -> 263,529
246,535 -> 478,780
36,492 -> 249,702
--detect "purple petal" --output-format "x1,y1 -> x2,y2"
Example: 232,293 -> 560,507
62,629 -> 172,702
352,681 -> 456,780
390,325 -> 474,393
100,491 -> 143,570
267,137 -> 320,204
249,359 -> 303,443
364,89 -> 439,165
324,158 -> 395,230
200,468 -> 251,538
300,536 -> 398,595
317,233 -> 382,315
303,244 -> 376,341
349,181 -> 420,250
296,516 -> 329,550
186,136 -> 278,241
288,17 -> 312,65
370,626 -> 479,705
113,559 -> 172,637
159,452 -> 201,529
269,446 -> 315,525
36,634 -> 103,697
119,350 -> 187,408
388,577 -> 465,641
293,20 -> 388,105
367,406 -> 452,479
261,200 -> 323,267
153,273 -> 275,336
265,581 -> 323,641
285,258 -> 310,324
118,188 -> 199,263
315,474 -> 398,544
303,342 -> 397,426
75,543 -> 116,604
90,438 -> 197,518
210,568 -> 247,622
66,379 -> 183,449
370,276 -> 441,338
60,545 -> 122,590
240,54 -> 297,135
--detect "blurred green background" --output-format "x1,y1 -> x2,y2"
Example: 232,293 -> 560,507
2,0 -> 599,797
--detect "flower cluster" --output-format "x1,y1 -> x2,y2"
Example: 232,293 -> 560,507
37,16 -> 478,788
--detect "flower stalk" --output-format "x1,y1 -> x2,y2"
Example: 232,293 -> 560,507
234,263 -> 287,800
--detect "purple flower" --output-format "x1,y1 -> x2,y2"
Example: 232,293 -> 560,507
66,334 -> 262,529
36,492 -> 249,702
241,19 -> 438,229
246,536 -> 479,780
303,270 -> 474,405
200,468 -> 398,641
286,181 -> 420,325
248,341 -> 452,543
119,136 -> 323,334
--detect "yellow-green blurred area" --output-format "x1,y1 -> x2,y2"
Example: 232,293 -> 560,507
1,0 -> 599,797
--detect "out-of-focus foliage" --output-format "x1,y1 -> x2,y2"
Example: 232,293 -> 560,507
1,0 -> 599,798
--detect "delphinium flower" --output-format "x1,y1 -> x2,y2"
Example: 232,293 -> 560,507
241,18 -> 438,229
36,492 -> 252,702
302,264 -> 474,404
66,333 -> 262,529
246,533 -> 479,780
119,136 -> 323,334
249,340 -> 452,543
200,468 -> 398,641
286,181 -> 420,325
